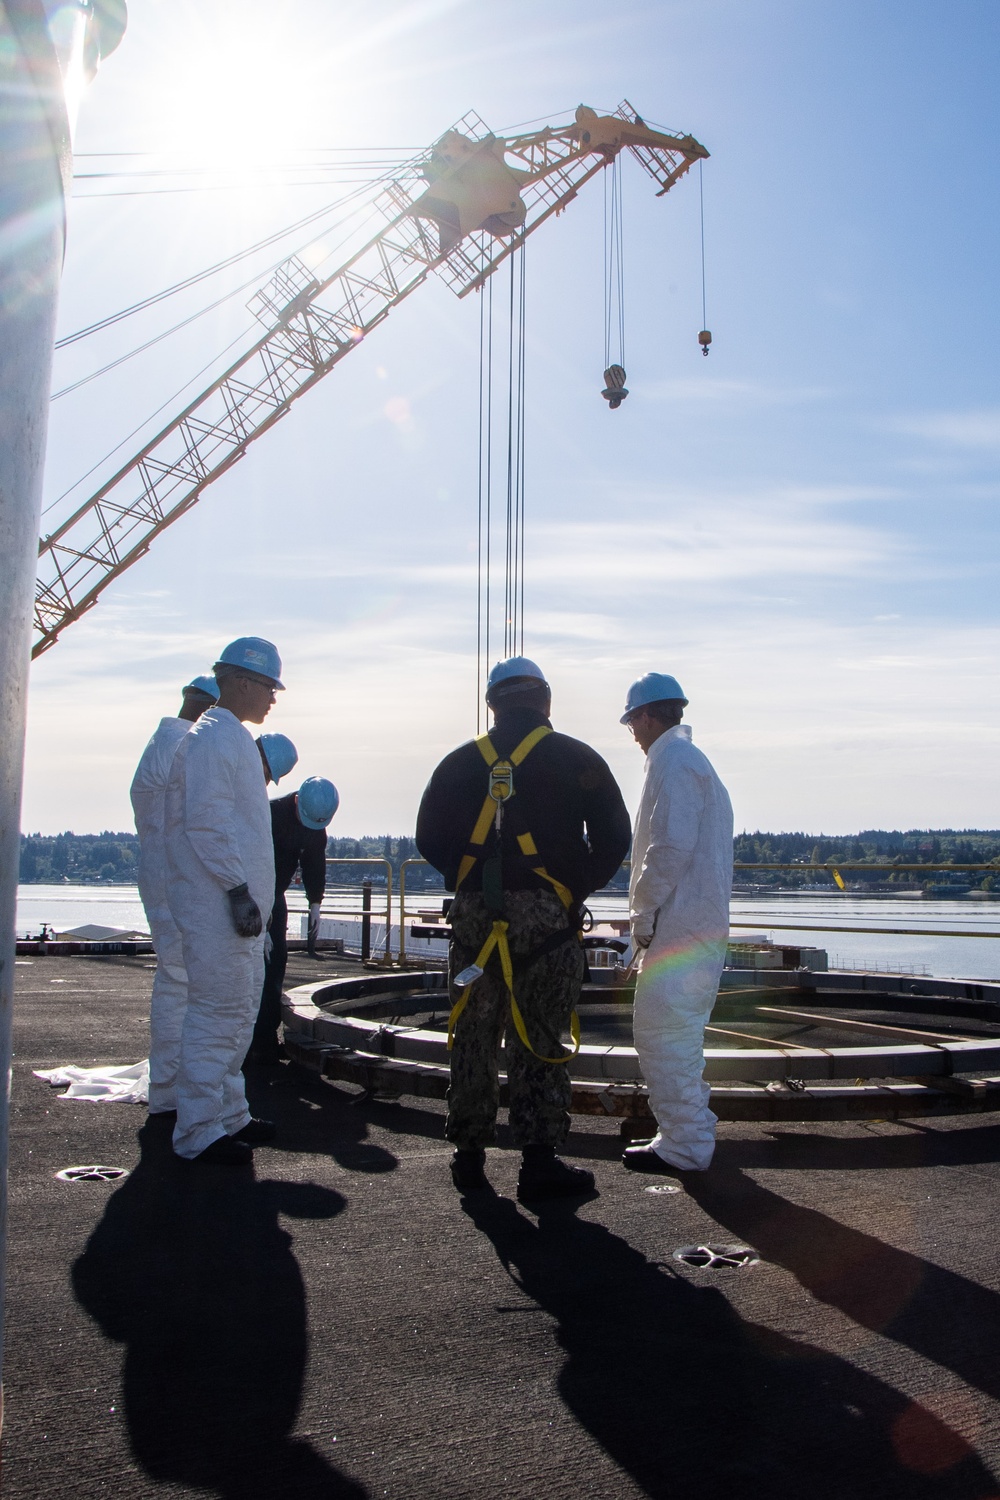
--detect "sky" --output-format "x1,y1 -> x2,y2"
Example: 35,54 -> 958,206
21,0 -> 1000,838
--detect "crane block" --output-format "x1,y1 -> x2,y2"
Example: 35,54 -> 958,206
409,132 -> 529,254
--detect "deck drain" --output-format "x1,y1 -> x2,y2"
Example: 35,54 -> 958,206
644,1183 -> 682,1194
672,1243 -> 759,1270
56,1165 -> 129,1183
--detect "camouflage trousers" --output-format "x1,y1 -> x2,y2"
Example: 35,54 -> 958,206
446,889 -> 585,1150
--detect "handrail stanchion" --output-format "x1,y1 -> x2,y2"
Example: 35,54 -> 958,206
361,879 -> 371,962
382,868 -> 394,966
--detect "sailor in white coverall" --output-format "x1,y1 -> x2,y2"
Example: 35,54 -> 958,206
164,637 -> 285,1165
131,673 -> 219,1116
619,673 -> 733,1176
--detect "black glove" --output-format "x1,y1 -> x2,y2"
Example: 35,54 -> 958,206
227,883 -> 262,937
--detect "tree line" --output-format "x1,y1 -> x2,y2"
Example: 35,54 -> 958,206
19,828 -> 1000,890
733,830 -> 1000,890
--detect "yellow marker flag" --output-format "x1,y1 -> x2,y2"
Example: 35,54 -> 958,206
831,868 -> 846,890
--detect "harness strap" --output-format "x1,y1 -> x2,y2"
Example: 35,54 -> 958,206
456,726 -> 572,906
447,919 -> 581,1065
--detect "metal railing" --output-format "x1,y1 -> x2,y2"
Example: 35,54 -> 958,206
398,858 -> 442,964
729,921 -> 1000,940
323,858 -> 394,963
379,859 -> 1000,965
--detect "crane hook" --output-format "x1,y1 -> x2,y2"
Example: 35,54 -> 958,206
601,364 -> 628,409
698,329 -> 712,357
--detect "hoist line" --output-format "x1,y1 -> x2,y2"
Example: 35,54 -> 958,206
484,275 -> 494,706
699,158 -> 708,330
475,233 -> 527,715
504,244 -> 516,658
476,277 -> 485,734
517,240 -> 527,657
502,235 -> 527,658
603,157 -> 625,371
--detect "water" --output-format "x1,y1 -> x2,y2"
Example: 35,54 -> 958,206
17,884 -> 150,938
16,884 -> 1000,981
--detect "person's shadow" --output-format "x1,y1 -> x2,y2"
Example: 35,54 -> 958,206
72,1118 -> 368,1499
462,1190 -> 997,1500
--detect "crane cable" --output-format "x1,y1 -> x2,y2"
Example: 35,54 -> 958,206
504,237 -> 526,661
698,159 -> 712,356
49,159 -> 422,400
476,233 -> 527,727
55,178 -> 381,349
601,156 -> 628,408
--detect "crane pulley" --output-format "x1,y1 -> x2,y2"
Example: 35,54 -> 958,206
33,101 -> 708,660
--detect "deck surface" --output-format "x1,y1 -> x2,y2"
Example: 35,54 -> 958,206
5,950 -> 1000,1498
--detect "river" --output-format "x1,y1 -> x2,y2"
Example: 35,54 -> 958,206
16,883 -> 1000,981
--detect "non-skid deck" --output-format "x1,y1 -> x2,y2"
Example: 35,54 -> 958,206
6,950 -> 1000,1497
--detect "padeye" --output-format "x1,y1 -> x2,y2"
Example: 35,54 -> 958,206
448,725 -> 582,1064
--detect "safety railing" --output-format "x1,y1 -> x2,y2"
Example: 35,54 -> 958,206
322,858 -> 394,963
398,858 -> 443,964
385,859 -> 1000,964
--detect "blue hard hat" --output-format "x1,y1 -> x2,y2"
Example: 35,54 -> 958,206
620,672 -> 688,724
486,656 -> 548,695
297,776 -> 339,830
183,673 -> 219,700
257,733 -> 298,784
215,636 -> 285,689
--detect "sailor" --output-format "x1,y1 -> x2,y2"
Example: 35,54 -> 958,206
249,775 -> 339,1066
416,657 -> 631,1200
163,636 -> 284,1165
619,673 -> 733,1177
130,672 -> 218,1118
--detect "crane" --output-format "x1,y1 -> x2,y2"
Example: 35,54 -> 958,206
33,102 -> 708,659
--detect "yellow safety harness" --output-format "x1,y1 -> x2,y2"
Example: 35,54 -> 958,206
448,727 -> 581,1065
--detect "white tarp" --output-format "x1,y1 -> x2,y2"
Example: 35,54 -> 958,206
54,924 -> 150,941
34,1060 -> 149,1104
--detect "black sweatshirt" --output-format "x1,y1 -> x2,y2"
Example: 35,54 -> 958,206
270,792 -> 327,904
415,707 -> 631,903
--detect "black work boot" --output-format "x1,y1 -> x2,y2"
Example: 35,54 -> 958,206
517,1144 -> 595,1202
450,1148 -> 489,1193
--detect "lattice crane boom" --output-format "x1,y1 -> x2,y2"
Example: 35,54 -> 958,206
33,102 -> 707,658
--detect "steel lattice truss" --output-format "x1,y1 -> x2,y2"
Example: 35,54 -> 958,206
33,102 -> 707,658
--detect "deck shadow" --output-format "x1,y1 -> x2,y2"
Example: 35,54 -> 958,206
463,1191 -> 997,1500
688,1162 -> 1000,1407
244,1060 -> 399,1173
72,1117 -> 367,1499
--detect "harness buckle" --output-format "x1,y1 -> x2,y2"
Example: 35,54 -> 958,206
453,964 -> 484,989
488,760 -> 514,803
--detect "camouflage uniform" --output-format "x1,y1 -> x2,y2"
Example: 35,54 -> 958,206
446,889 -> 585,1150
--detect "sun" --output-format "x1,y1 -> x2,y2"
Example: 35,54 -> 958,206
136,3 -> 357,171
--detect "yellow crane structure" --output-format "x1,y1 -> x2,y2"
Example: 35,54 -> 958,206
33,102 -> 708,659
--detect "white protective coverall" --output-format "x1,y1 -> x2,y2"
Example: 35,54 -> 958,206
164,707 -> 275,1158
630,724 -> 733,1171
130,717 -> 193,1114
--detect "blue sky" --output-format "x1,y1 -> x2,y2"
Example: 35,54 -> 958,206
22,0 -> 1000,836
